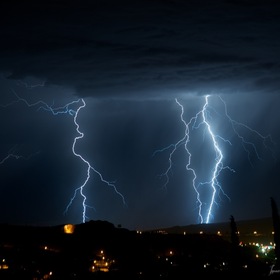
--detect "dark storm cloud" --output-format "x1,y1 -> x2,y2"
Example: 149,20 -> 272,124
1,0 -> 280,99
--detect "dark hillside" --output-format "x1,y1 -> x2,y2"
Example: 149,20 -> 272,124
152,217 -> 274,244
0,219 -> 276,279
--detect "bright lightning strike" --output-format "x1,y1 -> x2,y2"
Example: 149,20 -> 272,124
154,94 -> 276,224
2,91 -> 126,223
63,99 -> 126,223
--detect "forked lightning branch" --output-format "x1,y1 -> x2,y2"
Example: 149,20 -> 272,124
154,94 -> 276,224
1,91 -> 126,223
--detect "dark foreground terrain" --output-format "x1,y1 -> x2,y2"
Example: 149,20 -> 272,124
0,219 -> 279,279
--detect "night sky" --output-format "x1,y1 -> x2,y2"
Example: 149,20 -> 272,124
1,0 -> 280,231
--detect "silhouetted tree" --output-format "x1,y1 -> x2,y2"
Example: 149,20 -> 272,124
229,215 -> 242,275
271,197 -> 280,268
230,215 -> 239,247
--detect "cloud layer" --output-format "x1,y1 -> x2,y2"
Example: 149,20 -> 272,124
1,0 -> 280,99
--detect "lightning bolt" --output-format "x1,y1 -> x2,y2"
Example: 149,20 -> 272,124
199,95 -> 233,224
0,145 -> 40,164
63,98 -> 126,223
219,96 -> 276,165
2,90 -> 126,223
16,79 -> 46,89
154,94 -> 275,224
